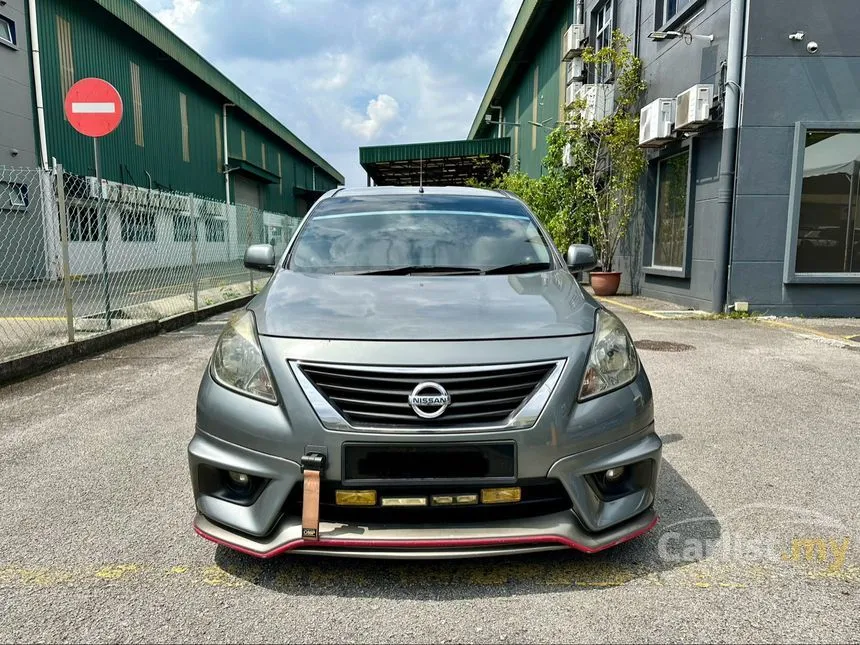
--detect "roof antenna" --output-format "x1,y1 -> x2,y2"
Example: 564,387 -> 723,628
418,149 -> 424,193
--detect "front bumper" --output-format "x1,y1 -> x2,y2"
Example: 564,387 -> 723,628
193,506 -> 658,560
189,332 -> 661,558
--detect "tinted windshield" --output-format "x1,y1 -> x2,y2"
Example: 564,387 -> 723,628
287,194 -> 555,274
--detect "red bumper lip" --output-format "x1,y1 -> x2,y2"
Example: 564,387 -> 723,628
193,515 -> 659,559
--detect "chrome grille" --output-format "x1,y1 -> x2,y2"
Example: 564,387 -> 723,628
296,361 -> 560,429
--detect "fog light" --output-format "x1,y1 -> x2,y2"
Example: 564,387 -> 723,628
228,471 -> 250,487
455,494 -> 478,505
604,467 -> 625,483
481,487 -> 521,504
335,490 -> 377,506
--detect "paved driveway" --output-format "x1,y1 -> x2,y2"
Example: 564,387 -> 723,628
0,306 -> 857,643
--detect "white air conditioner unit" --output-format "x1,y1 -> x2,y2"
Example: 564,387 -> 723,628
638,98 -> 676,148
574,84 -> 614,123
566,57 -> 585,85
565,81 -> 583,107
562,24 -> 585,61
562,142 -> 573,167
674,84 -> 713,131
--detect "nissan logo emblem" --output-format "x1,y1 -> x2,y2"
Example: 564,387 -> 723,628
408,382 -> 451,419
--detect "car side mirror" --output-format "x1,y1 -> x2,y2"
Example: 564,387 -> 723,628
244,244 -> 276,273
566,244 -> 598,272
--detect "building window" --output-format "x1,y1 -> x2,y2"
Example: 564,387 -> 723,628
205,217 -> 226,242
277,153 -> 283,195
657,0 -> 700,28
179,93 -> 190,162
592,1 -> 613,83
0,15 -> 17,47
652,151 -> 690,268
56,16 -> 75,101
240,130 -> 247,160
130,62 -> 144,147
69,204 -> 104,242
121,209 -> 156,242
173,214 -> 194,242
793,130 -> 860,274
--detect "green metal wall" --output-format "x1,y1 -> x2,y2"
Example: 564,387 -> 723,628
473,2 -> 573,179
36,0 -> 338,215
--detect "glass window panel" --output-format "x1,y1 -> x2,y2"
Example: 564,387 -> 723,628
653,152 -> 689,268
795,131 -> 860,273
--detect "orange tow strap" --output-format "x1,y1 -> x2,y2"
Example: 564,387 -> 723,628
301,469 -> 321,540
300,453 -> 325,540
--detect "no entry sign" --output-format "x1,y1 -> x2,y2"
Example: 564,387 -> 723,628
64,78 -> 123,138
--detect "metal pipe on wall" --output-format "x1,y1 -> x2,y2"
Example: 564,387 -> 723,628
28,0 -> 49,169
222,103 -> 234,205
712,0 -> 746,313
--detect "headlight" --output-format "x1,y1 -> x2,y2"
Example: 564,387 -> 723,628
210,310 -> 277,403
578,308 -> 639,401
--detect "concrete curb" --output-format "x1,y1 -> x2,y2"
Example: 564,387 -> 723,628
0,295 -> 254,388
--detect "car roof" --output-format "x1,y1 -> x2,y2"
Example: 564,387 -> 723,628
321,185 -> 515,200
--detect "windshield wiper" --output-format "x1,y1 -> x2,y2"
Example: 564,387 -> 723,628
343,265 -> 485,276
483,261 -> 552,275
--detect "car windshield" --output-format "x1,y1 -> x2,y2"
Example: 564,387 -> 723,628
287,194 -> 556,275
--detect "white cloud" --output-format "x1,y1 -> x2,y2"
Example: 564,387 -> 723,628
137,0 -> 520,185
342,94 -> 401,141
153,0 -> 205,48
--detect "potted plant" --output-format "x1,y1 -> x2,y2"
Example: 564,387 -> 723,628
469,32 -> 646,298
555,31 -> 647,296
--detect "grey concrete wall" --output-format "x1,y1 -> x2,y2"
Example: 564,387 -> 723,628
0,0 -> 37,167
601,0 -> 730,307
731,0 -> 860,315
0,0 -> 45,284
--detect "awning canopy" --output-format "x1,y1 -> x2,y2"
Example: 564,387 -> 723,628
803,133 -> 860,178
228,157 -> 281,184
359,138 -> 511,187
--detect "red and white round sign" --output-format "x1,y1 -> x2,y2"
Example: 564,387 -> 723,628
63,78 -> 124,138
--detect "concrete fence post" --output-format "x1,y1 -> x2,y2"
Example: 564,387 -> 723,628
55,164 -> 75,344
188,193 -> 199,312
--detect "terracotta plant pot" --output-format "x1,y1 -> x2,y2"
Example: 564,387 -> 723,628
590,271 -> 622,296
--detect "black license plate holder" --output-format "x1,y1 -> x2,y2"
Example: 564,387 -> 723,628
342,443 -> 517,484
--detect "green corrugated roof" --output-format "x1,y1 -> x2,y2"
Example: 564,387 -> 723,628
359,137 -> 511,164
467,0 -> 547,139
93,0 -> 343,185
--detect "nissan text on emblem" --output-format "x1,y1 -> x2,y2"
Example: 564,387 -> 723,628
408,382 -> 451,418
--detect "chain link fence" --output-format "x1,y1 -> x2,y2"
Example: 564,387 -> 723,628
0,164 -> 301,363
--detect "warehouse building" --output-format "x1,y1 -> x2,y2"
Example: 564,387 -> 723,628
467,0 -> 860,316
0,0 -> 341,281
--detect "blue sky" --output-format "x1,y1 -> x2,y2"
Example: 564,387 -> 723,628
137,0 -> 520,186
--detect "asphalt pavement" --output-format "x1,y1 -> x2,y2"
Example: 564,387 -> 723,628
0,306 -> 858,643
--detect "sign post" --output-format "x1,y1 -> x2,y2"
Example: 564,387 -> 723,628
64,78 -> 123,330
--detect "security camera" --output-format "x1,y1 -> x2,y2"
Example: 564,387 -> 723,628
484,114 -> 492,124
807,41 -> 819,54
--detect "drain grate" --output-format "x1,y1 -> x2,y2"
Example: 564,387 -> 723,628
634,340 -> 695,352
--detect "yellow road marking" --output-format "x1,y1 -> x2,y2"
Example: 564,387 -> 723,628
128,273 -> 249,297
755,318 -> 859,345
0,560 -> 856,590
597,297 -> 860,346
594,297 -> 673,319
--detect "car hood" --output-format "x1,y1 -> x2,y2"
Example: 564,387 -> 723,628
252,269 -> 597,341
